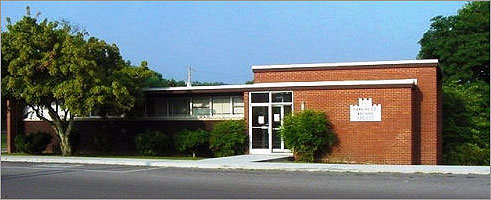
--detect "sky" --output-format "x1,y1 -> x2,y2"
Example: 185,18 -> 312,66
1,1 -> 467,84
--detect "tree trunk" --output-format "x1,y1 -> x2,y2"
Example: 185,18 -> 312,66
57,130 -> 72,156
34,104 -> 75,156
49,117 -> 74,156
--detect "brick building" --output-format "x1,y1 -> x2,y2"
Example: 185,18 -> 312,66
9,59 -> 442,165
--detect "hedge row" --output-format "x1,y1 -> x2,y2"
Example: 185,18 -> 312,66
135,120 -> 247,157
14,131 -> 52,154
15,111 -> 336,162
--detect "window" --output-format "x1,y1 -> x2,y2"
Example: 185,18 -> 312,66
193,97 -> 211,116
212,97 -> 231,115
145,97 -> 157,116
144,95 -> 244,119
272,92 -> 292,103
154,97 -> 167,116
169,98 -> 190,116
251,93 -> 269,103
146,97 -> 167,116
233,97 -> 244,114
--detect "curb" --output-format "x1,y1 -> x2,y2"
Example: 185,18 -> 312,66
1,156 -> 489,175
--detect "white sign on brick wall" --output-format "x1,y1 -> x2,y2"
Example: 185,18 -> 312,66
350,98 -> 381,122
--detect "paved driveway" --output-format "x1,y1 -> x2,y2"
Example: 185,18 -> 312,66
2,162 -> 490,199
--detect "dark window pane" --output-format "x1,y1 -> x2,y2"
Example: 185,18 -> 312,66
272,92 -> 292,103
146,98 -> 156,116
169,98 -> 190,116
251,93 -> 269,103
252,128 -> 269,149
272,106 -> 281,128
272,130 -> 281,149
284,105 -> 292,116
252,106 -> 269,127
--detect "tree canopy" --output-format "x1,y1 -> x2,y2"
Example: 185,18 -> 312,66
144,71 -> 225,88
2,14 -> 152,155
418,1 -> 489,84
418,1 -> 489,165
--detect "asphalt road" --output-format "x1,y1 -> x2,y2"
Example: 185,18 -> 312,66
1,162 -> 489,199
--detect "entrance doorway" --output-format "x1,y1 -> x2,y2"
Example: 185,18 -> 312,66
249,92 -> 293,154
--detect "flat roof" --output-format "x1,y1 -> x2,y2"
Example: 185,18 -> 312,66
143,78 -> 417,93
251,59 -> 438,70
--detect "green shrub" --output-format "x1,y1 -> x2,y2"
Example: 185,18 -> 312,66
209,120 -> 246,157
444,143 -> 490,166
14,135 -> 28,153
134,130 -> 168,156
14,132 -> 53,154
94,130 -> 112,154
174,129 -> 209,157
280,110 -> 336,162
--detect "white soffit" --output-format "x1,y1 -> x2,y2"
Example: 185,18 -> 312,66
143,79 -> 418,92
251,59 -> 438,70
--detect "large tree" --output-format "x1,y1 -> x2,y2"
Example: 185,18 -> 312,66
418,1 -> 489,165
2,14 -> 152,155
418,1 -> 489,84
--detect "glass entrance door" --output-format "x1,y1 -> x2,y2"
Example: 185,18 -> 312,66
272,105 -> 292,152
250,91 -> 293,154
251,106 -> 269,152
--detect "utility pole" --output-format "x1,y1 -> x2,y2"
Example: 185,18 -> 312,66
187,66 -> 192,87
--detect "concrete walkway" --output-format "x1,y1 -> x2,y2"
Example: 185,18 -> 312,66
1,154 -> 489,175
196,154 -> 291,164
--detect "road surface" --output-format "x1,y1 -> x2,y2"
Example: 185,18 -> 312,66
1,162 -> 489,199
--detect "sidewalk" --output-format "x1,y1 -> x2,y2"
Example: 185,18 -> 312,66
1,154 -> 489,175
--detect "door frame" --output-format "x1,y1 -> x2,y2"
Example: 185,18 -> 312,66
272,104 -> 292,153
249,91 -> 293,154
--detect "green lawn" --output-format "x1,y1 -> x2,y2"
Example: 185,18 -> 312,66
4,153 -> 204,160
74,155 -> 204,160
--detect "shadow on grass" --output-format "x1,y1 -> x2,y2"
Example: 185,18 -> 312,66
3,152 -> 204,160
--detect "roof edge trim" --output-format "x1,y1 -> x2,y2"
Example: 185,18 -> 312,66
143,79 -> 418,92
251,59 -> 438,70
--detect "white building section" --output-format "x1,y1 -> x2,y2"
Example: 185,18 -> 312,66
24,104 -> 71,121
144,79 -> 418,92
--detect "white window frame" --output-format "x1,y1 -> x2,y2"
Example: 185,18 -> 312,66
192,96 -> 212,117
211,96 -> 232,116
232,96 -> 244,115
143,95 -> 244,120
249,91 -> 293,154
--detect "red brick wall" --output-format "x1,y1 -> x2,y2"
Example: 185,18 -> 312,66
254,65 -> 441,164
293,87 -> 415,164
24,121 -> 60,153
412,88 -> 422,164
243,92 -> 250,154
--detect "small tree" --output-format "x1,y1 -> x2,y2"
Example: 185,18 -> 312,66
280,110 -> 336,162
174,129 -> 209,157
2,12 -> 152,156
209,120 -> 246,157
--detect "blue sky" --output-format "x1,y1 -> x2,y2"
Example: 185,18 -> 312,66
1,1 -> 466,84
